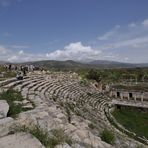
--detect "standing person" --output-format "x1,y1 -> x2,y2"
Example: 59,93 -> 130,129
23,67 -> 26,76
8,64 -> 12,71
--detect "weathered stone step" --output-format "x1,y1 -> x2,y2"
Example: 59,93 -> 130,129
0,132 -> 45,148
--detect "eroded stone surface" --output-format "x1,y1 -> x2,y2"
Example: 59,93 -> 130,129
0,117 -> 14,137
0,132 -> 45,148
0,100 -> 9,119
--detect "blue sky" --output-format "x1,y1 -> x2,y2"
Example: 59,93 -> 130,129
0,0 -> 148,63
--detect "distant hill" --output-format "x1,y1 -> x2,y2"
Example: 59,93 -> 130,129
88,60 -> 148,68
21,60 -> 89,70
0,61 -> 10,64
20,60 -> 148,70
88,60 -> 134,68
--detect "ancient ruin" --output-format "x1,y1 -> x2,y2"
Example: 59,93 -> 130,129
0,68 -> 147,148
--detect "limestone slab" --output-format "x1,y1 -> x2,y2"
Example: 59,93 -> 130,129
0,100 -> 9,119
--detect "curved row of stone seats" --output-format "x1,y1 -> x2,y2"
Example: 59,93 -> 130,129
18,74 -> 148,146
1,75 -> 43,89
0,73 -> 145,147
14,77 -> 45,91
0,75 -> 125,133
22,77 -> 57,97
34,77 -> 110,128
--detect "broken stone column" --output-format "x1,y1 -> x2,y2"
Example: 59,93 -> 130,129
128,93 -> 130,101
120,92 -> 123,100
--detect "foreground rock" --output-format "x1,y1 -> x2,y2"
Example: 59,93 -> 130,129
0,117 -> 14,137
0,132 -> 45,148
0,100 -> 9,119
17,104 -> 112,148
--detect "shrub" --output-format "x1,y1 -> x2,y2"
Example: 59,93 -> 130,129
0,89 -> 31,118
100,129 -> 115,145
19,126 -> 73,148
136,145 -> 144,148
86,69 -> 101,82
0,89 -> 23,102
80,79 -> 88,86
50,129 -> 73,146
88,123 -> 96,129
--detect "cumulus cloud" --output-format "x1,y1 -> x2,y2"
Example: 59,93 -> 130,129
46,42 -> 102,61
1,19 -> 148,63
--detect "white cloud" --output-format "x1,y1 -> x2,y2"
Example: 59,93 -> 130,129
98,25 -> 120,40
142,19 -> 148,27
1,19 -> 148,63
128,23 -> 136,28
0,45 -> 8,54
98,31 -> 116,41
110,36 -> 148,49
46,42 -> 102,61
95,19 -> 148,63
18,50 -> 24,55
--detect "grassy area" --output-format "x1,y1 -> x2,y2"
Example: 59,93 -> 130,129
112,108 -> 148,139
18,126 -> 73,148
100,129 -> 115,145
0,89 -> 31,118
0,66 -> 16,78
4,71 -> 16,78
0,78 -> 7,81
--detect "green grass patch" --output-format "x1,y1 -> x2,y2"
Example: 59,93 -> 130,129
100,129 -> 115,145
0,89 -> 31,118
5,71 -> 16,78
0,78 -> 7,81
112,108 -> 148,139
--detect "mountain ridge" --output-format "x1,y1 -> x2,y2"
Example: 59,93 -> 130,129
1,60 -> 148,69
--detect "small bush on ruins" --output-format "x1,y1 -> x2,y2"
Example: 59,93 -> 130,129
0,89 -> 32,117
88,123 -> 96,129
80,78 -> 88,86
0,89 -> 23,102
18,126 -> 73,148
100,129 -> 115,145
136,145 -> 144,148
50,129 -> 73,146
